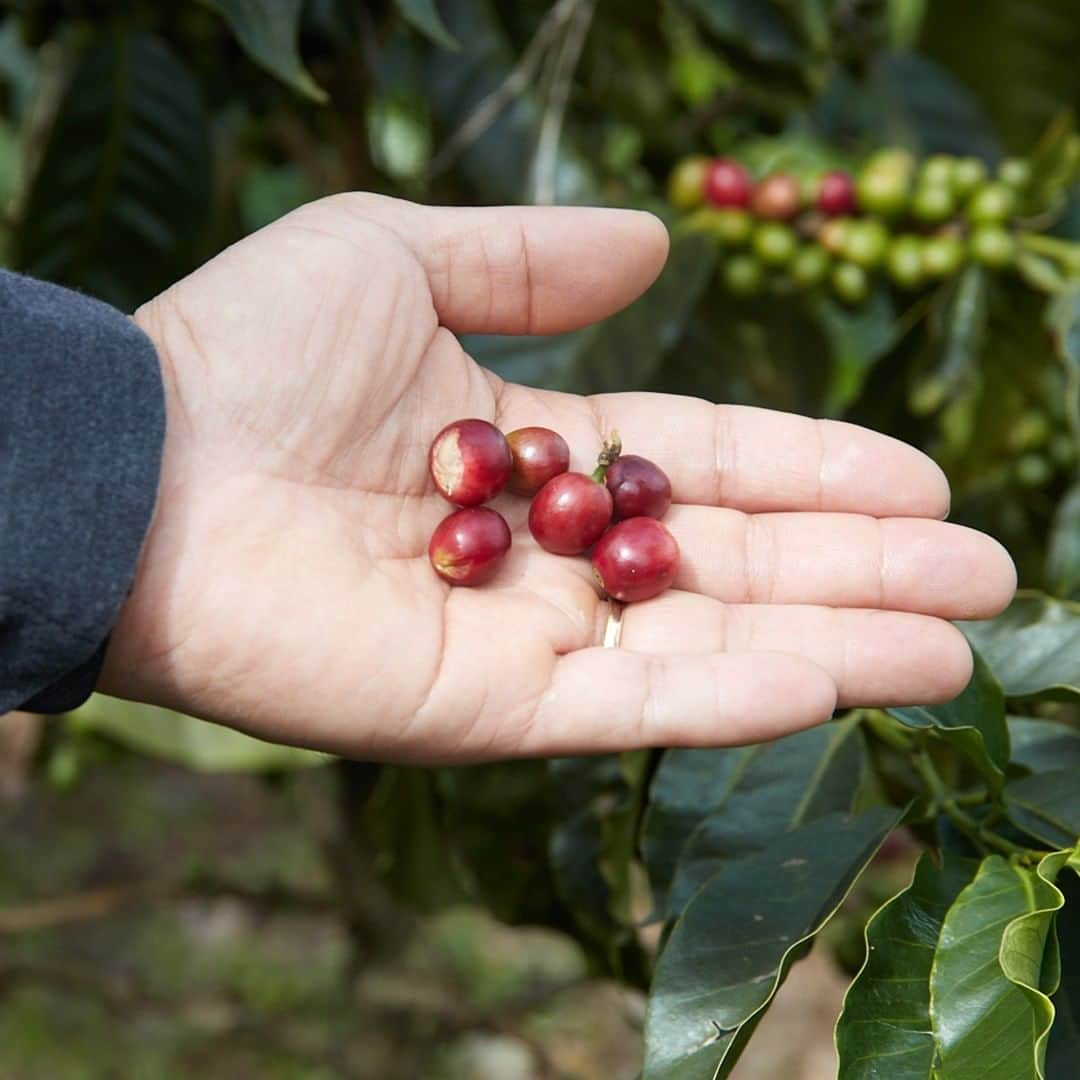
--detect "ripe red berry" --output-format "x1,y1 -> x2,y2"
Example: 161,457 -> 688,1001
429,507 -> 511,586
751,172 -> 802,220
704,157 -> 753,208
816,170 -> 857,216
429,419 -> 512,506
506,426 -> 571,496
591,518 -> 680,603
529,473 -> 613,555
605,455 -> 672,520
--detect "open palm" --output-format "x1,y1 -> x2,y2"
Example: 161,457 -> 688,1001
101,194 -> 1016,763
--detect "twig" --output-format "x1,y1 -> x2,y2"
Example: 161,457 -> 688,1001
531,0 -> 596,205
427,0 -> 580,177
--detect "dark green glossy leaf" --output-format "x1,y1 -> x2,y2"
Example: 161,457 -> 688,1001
1046,862 -> 1080,1076
683,0 -> 804,67
1006,769 -> 1080,849
206,0 -> 327,102
642,807 -> 901,1080
16,30 -> 210,310
1048,485 -> 1080,601
466,230 -> 714,394
888,650 -> 1009,793
930,850 -> 1072,1079
836,851 -> 979,1079
394,0 -> 458,49
1009,717 -> 1080,775
664,719 -> 865,917
960,593 -> 1080,701
67,696 -> 328,772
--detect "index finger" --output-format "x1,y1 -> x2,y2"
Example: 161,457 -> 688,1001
491,387 -> 952,518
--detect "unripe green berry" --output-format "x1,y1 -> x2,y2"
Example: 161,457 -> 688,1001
856,168 -> 910,216
922,234 -> 966,277
791,244 -> 831,287
919,154 -> 955,189
831,261 -> 870,304
952,157 -> 988,198
967,181 -> 1016,225
998,157 -> 1032,190
1014,453 -> 1051,488
842,219 -> 890,268
970,224 -> 1016,269
911,184 -> 955,224
864,148 -> 916,178
752,221 -> 798,267
724,254 -> 765,296
687,207 -> 753,245
668,155 -> 709,210
887,235 -> 924,288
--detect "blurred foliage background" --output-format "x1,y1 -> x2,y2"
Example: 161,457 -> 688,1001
1,1 -> 1078,1077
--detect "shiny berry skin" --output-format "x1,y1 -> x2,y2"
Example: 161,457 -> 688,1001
723,254 -> 765,297
704,157 -> 753,208
831,261 -> 869,305
998,157 -> 1032,190
429,507 -> 511,586
753,222 -> 798,266
816,170 -> 857,216
791,244 -> 831,287
922,234 -> 966,277
910,184 -> 955,223
506,426 -> 570,495
605,455 -> 672,521
966,181 -> 1016,225
429,419 -> 512,506
842,219 -> 890,269
919,155 -> 955,189
701,207 -> 753,246
751,172 -> 802,219
887,235 -> 924,289
591,518 -> 680,603
970,224 -> 1016,269
668,155 -> 710,210
529,473 -> 613,555
951,157 -> 987,198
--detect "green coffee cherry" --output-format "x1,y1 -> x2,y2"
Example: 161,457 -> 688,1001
922,234 -> 966,277
952,157 -> 988,198
752,222 -> 798,267
856,167 -> 910,217
887,235 -> 924,288
724,254 -> 765,296
998,157 -> 1032,191
970,224 -> 1016,269
843,219 -> 890,269
791,244 -> 831,287
864,148 -> 917,178
818,217 -> 852,256
919,154 -> 955,189
831,261 -> 870,304
1015,453 -> 1052,487
911,184 -> 955,224
668,155 -> 709,210
967,181 -> 1016,225
689,207 -> 753,245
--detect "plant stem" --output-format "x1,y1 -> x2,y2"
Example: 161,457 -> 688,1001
1018,231 -> 1080,267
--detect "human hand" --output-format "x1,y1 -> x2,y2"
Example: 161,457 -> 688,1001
100,195 -> 1016,763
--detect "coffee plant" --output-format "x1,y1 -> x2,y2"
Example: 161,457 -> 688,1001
2,1 -> 1079,1077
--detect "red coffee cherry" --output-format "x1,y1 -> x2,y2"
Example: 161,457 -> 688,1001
428,507 -> 512,586
429,419 -> 512,506
704,157 -> 753,208
751,172 -> 802,220
591,518 -> 680,603
506,426 -> 571,496
528,473 -> 613,555
605,455 -> 672,520
816,170 -> 857,216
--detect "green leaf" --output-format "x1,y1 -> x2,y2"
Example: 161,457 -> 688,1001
683,0 -> 805,67
16,30 -> 211,310
1006,769 -> 1080,849
1023,112 -> 1080,216
1046,865 -> 1080,1076
1048,485 -> 1080,600
888,650 -> 1009,793
1009,716 -> 1080,775
68,696 -> 328,772
642,807 -> 902,1080
663,719 -> 866,917
465,230 -> 715,393
1046,286 -> 1080,444
836,851 -> 980,1079
394,0 -> 458,50
960,593 -> 1080,701
930,850 -> 1073,1079
205,0 -> 327,102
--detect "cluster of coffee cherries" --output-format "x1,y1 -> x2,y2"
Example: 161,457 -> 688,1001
669,149 -> 1039,304
427,420 -> 679,603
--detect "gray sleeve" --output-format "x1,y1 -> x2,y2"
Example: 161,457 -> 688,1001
1,269 -> 166,713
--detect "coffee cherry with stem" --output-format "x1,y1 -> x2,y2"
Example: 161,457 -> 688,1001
723,253 -> 765,297
506,426 -> 570,496
831,261 -> 870,305
752,172 -> 802,219
816,170 -> 857,216
429,507 -> 512,586
970,224 -> 1016,269
791,244 -> 831,287
668,155 -> 710,210
592,517 -> 680,603
967,181 -> 1016,225
922,233 -> 966,278
606,455 -> 672,520
887,235 -> 924,289
704,157 -> 753,208
529,433 -> 619,555
429,419 -> 512,506
753,222 -> 798,267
